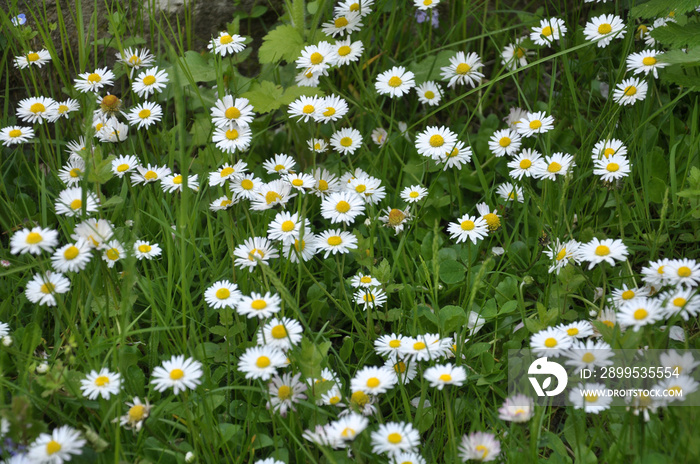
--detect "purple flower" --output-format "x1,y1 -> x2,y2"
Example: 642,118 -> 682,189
415,9 -> 439,28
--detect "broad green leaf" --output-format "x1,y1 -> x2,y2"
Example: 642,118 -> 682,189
439,259 -> 466,284
258,25 -> 305,64
439,305 -> 467,333
631,0 -> 699,19
241,81 -> 284,113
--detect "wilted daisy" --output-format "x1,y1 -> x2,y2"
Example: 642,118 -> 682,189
102,240 -> 126,268
579,237 -> 629,269
80,368 -> 121,400
501,39 -> 532,70
213,125 -> 252,153
617,297 -> 664,331
151,355 -> 203,394
562,339 -> 614,374
354,287 -> 388,309
447,214 -> 488,244
317,229 -> 358,258
132,67 -> 169,98
27,426 -> 86,464
267,372 -> 307,416
250,180 -> 296,210
297,41 -> 336,75
627,49 -> 667,78
496,182 -> 524,203
115,47 -> 155,75
380,207 -> 412,235
662,288 -> 700,320
237,292 -> 282,319
315,94 -> 349,123
613,77 -> 648,106
330,37 -> 364,66
14,49 -> 51,69
208,31 -> 246,55
117,397 -> 151,432
488,128 -> 521,157
131,164 -> 171,185
530,17 -> 567,46
530,326 -> 572,357
415,81 -> 443,106
401,185 -> 428,203
0,125 -> 34,146
459,432 -> 501,462
322,11 -> 363,37
133,240 -> 162,260
440,51 -> 484,88
371,422 -> 420,456
239,346 -> 287,380
593,154 -> 631,182
516,111 -> 554,137
211,95 -> 255,128
51,240 -> 92,273
351,366 -> 397,395
161,174 -> 199,193
10,226 -> 59,255
75,67 -> 115,93
424,363 -> 466,390
16,96 -> 57,124
308,138 -> 329,152
233,236 -> 278,271
544,239 -> 580,274
570,383 -> 612,413
415,125 -> 458,159
25,271 -> 71,306
321,191 -> 365,225
583,14 -> 626,48
72,218 -> 114,249
375,66 -> 415,98
508,148 -> 544,180
533,152 -> 575,181
498,394 -> 534,422
126,101 -> 162,129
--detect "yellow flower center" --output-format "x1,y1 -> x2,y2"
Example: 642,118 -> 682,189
338,45 -> 351,56
409,191 -> 420,198
354,185 -> 366,194
251,299 -> 267,310
556,248 -> 567,261
351,390 -> 369,406
173,175 -> 183,184
216,288 -> 230,299
220,200 -> 232,207
340,136 -> 353,147
642,56 -> 657,66
455,63 -> 471,75
516,47 -> 526,58
281,220 -> 295,232
598,23 -> 612,34
256,356 -> 271,368
388,339 -> 401,348
363,293 -> 375,303
413,341 -> 426,350
388,76 -> 402,87
219,167 -> 234,178
547,162 -> 562,173
529,120 -> 542,130
429,134 -> 444,147
310,52 -> 324,65
582,352 -> 595,363
460,220 -> 475,231
46,441 -> 62,455
633,309 -> 648,320
106,248 -> 120,260
95,375 -> 110,386
220,34 -> 233,44
128,404 -> 145,421
41,283 -> 55,294
27,52 -> 40,62
336,200 -> 351,213
544,337 -> 557,348
584,393 -> 598,403
424,0 -> 433,4
604,148 -> 616,159
388,209 -> 406,226
329,396 -> 341,404
144,171 -> 157,180
622,290 -> 635,300
595,245 -> 610,256
277,385 -> 292,400
143,75 -> 156,86
394,361 -> 407,373
603,320 -> 614,328
318,180 -> 329,191
323,107 -> 336,117
292,179 -> 304,187
241,179 -> 254,190
606,163 -> 619,172
541,26 -> 553,37
70,199 -> 82,210
70,168 -> 82,178
302,104 -> 315,114
519,159 -> 531,169
678,266 -> 691,277
248,248 -> 265,261
139,109 -> 151,119
265,191 -> 281,204
117,163 -> 130,172
87,73 -> 102,83
567,328 -> 579,336
271,325 -> 287,339
424,90 -> 435,99
58,105 -> 69,114
387,433 -> 402,444
366,377 -> 380,388
335,17 -> 349,28
673,297 -> 687,307
499,137 -> 511,147
476,445 -> 489,458
9,129 -> 22,138
349,2 -> 359,11
327,235 -> 342,246
274,164 -> 285,171
225,107 -> 241,119
483,213 -> 500,230
624,86 -> 637,96
30,103 -> 46,114
439,373 -> 452,382
128,55 -> 141,65
657,265 -> 665,274
225,129 -> 239,140
341,427 -> 355,437
64,246 -> 80,260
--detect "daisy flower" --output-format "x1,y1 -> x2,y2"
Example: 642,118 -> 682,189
115,47 -> 155,75
661,288 -> 700,320
613,77 -> 648,106
562,339 -> 614,374
102,240 -> 126,268
578,237 -> 629,269
16,96 -> 57,124
317,229 -> 358,258
51,240 -> 92,273
501,39 -> 532,70
161,174 -> 199,193
415,125 -> 458,159
351,273 -> 381,289
387,358 -> 418,384
151,355 -> 203,394
233,236 -> 278,271
504,107 -> 529,127
14,49 -> 51,69
133,241 -> 162,260
57,157 -> 85,185
401,185 -> 428,203
414,0 -> 439,9
117,397 -> 151,432
238,346 -> 287,380
258,317 -> 303,351
208,31 -> 246,55
126,101 -> 162,129
48,99 -> 81,122
27,426 -> 86,464
334,0 -> 374,17
0,125 -> 34,146
593,154 -> 631,182
314,94 -> 349,123
286,172 -> 316,191
250,180 -> 296,210
570,383 -> 612,413
230,173 -> 262,201
267,372 -> 307,417
321,191 -> 365,224
80,368 -> 121,399
583,14 -> 626,48
437,140 -> 473,170
296,41 -> 336,75
263,154 -> 296,175
496,182 -> 524,203
308,138 -> 329,152
354,287 -> 388,309
447,214 -> 488,244
533,152 -> 575,181
289,96 -> 322,122
351,366 -> 397,395
322,11 -> 363,37
543,239 -> 580,274
659,350 -> 700,375
25,271 -> 71,307
282,233 -> 319,262
267,211 -> 306,244
530,326 -> 572,357
211,95 -> 255,128
210,196 -> 237,211
488,128 -> 521,157
666,259 -> 700,288
498,394 -> 534,422
312,168 -> 341,196
374,333 -> 406,358
627,49 -> 667,78
132,67 -> 169,98
415,81 -> 443,106
476,202 -> 501,231
507,148 -> 544,180
557,321 -> 594,339
330,38 -> 364,66
440,51 -> 484,88
131,164 -> 171,185
379,207 -> 411,235
516,111 -> 554,137
375,66 -> 415,98
97,120 -> 129,143
617,297 -> 664,331
111,154 -> 140,178
74,67 -> 115,93
641,258 -> 672,289
655,375 -> 700,403
10,226 -> 59,255
459,431 -> 501,462
530,17 -> 567,46
423,363 -> 467,390
295,69 -> 321,87
371,422 -> 420,456
328,412 -> 369,443
72,218 -> 114,249
400,333 -> 451,361
209,161 -> 248,187
237,292 -> 282,319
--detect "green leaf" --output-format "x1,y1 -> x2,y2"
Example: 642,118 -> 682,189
650,22 -> 700,48
439,259 -> 466,284
189,115 -> 212,146
408,50 -> 454,83
279,85 -> 324,106
631,0 -> 699,18
660,64 -> 700,90
217,423 -> 242,444
659,47 -> 700,65
241,81 -> 284,113
258,25 -> 305,64
176,50 -> 218,83
293,338 -> 330,379
648,177 -> 667,204
439,305 -> 467,333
